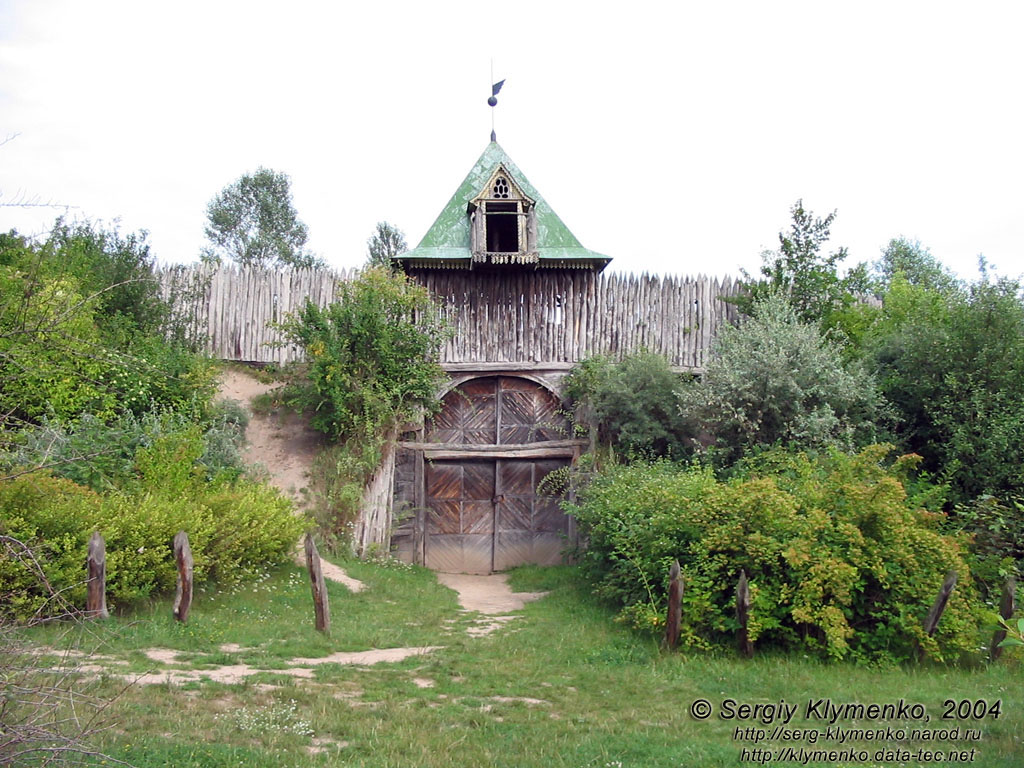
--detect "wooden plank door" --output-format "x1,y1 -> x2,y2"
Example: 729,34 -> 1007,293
494,458 -> 570,571
424,460 -> 495,573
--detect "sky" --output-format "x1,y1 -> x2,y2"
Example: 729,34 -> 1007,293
1,0 -> 1022,281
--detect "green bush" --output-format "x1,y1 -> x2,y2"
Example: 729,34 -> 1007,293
564,352 -> 698,459
570,445 -> 982,663
869,274 -> 1024,504
0,225 -> 216,431
0,428 -> 303,620
954,494 -> 1024,596
683,293 -> 890,466
281,267 -> 447,443
5,408 -> 248,493
280,267 -> 448,541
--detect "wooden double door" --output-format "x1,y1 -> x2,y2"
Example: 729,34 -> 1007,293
417,374 -> 574,573
424,457 -> 569,573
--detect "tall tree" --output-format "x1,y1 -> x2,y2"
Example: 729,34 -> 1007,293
203,168 -> 320,268
873,238 -> 961,295
365,221 -> 407,269
739,200 -> 865,324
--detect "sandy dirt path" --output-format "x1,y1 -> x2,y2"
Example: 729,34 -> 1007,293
217,368 -> 365,592
436,572 -> 548,636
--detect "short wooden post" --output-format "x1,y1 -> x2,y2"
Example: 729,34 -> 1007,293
736,570 -> 752,658
662,560 -> 683,651
918,570 -> 957,661
305,533 -> 330,633
86,531 -> 108,619
924,571 -> 958,637
990,577 -> 1017,662
172,531 -> 193,623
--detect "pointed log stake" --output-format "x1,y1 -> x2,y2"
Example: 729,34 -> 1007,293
924,571 -> 958,637
662,560 -> 683,651
86,531 -> 108,619
990,577 -> 1017,662
736,570 -> 753,658
172,531 -> 193,623
304,533 -> 330,633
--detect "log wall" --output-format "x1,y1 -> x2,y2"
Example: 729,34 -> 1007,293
156,265 -> 742,369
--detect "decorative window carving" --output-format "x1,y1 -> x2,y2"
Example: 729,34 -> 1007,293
470,167 -> 538,264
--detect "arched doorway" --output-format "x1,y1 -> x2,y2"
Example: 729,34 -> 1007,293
419,376 -> 575,573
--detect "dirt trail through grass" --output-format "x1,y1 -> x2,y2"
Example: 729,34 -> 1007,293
217,368 -> 365,593
437,572 -> 548,636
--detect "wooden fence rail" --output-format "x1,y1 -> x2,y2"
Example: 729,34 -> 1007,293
156,265 -> 742,368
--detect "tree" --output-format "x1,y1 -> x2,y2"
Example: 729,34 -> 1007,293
203,168 -> 320,268
738,200 -> 866,324
365,221 -> 407,269
684,292 -> 890,465
281,266 -> 447,443
869,271 -> 1024,504
873,237 -> 961,295
564,352 -> 698,459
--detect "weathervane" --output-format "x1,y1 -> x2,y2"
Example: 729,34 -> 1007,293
488,61 -> 504,142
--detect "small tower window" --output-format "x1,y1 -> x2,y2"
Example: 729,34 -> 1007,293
470,166 -> 538,263
486,202 -> 519,252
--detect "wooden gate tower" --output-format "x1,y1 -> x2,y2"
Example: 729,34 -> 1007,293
390,141 -> 610,573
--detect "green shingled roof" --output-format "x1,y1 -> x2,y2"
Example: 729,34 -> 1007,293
399,142 -> 610,268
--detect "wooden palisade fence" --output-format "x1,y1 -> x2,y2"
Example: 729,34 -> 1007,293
156,265 -> 742,369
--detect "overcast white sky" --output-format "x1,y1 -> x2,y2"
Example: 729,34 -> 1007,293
1,1 -> 1022,281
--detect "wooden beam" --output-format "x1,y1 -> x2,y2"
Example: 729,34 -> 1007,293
924,570 -> 958,637
400,439 -> 587,452
442,361 -> 577,372
413,447 -> 425,566
662,560 -> 683,651
425,446 -> 579,460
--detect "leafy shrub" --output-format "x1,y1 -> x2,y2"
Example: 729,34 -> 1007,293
564,352 -> 698,459
869,273 -> 1024,504
683,293 -> 890,466
281,267 -> 447,443
0,225 -> 216,432
0,269 -> 120,424
5,407 -> 249,493
955,494 -> 1024,596
39,219 -> 168,338
280,267 -> 448,541
0,428 -> 303,620
570,445 -> 982,663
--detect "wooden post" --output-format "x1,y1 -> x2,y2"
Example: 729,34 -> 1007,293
924,571 -> 958,637
990,577 -> 1017,662
918,570 -> 957,661
736,570 -> 752,658
86,531 -> 108,619
305,533 -> 330,633
662,560 -> 683,651
172,531 -> 193,623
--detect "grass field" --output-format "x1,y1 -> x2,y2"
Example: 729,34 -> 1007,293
19,560 -> 1024,768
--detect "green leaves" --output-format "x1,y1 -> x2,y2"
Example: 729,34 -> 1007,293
203,168 -> 320,269
738,200 -> 864,325
565,352 -> 698,459
572,446 -> 984,662
685,293 -> 889,466
996,617 -> 1024,649
282,267 -> 447,443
